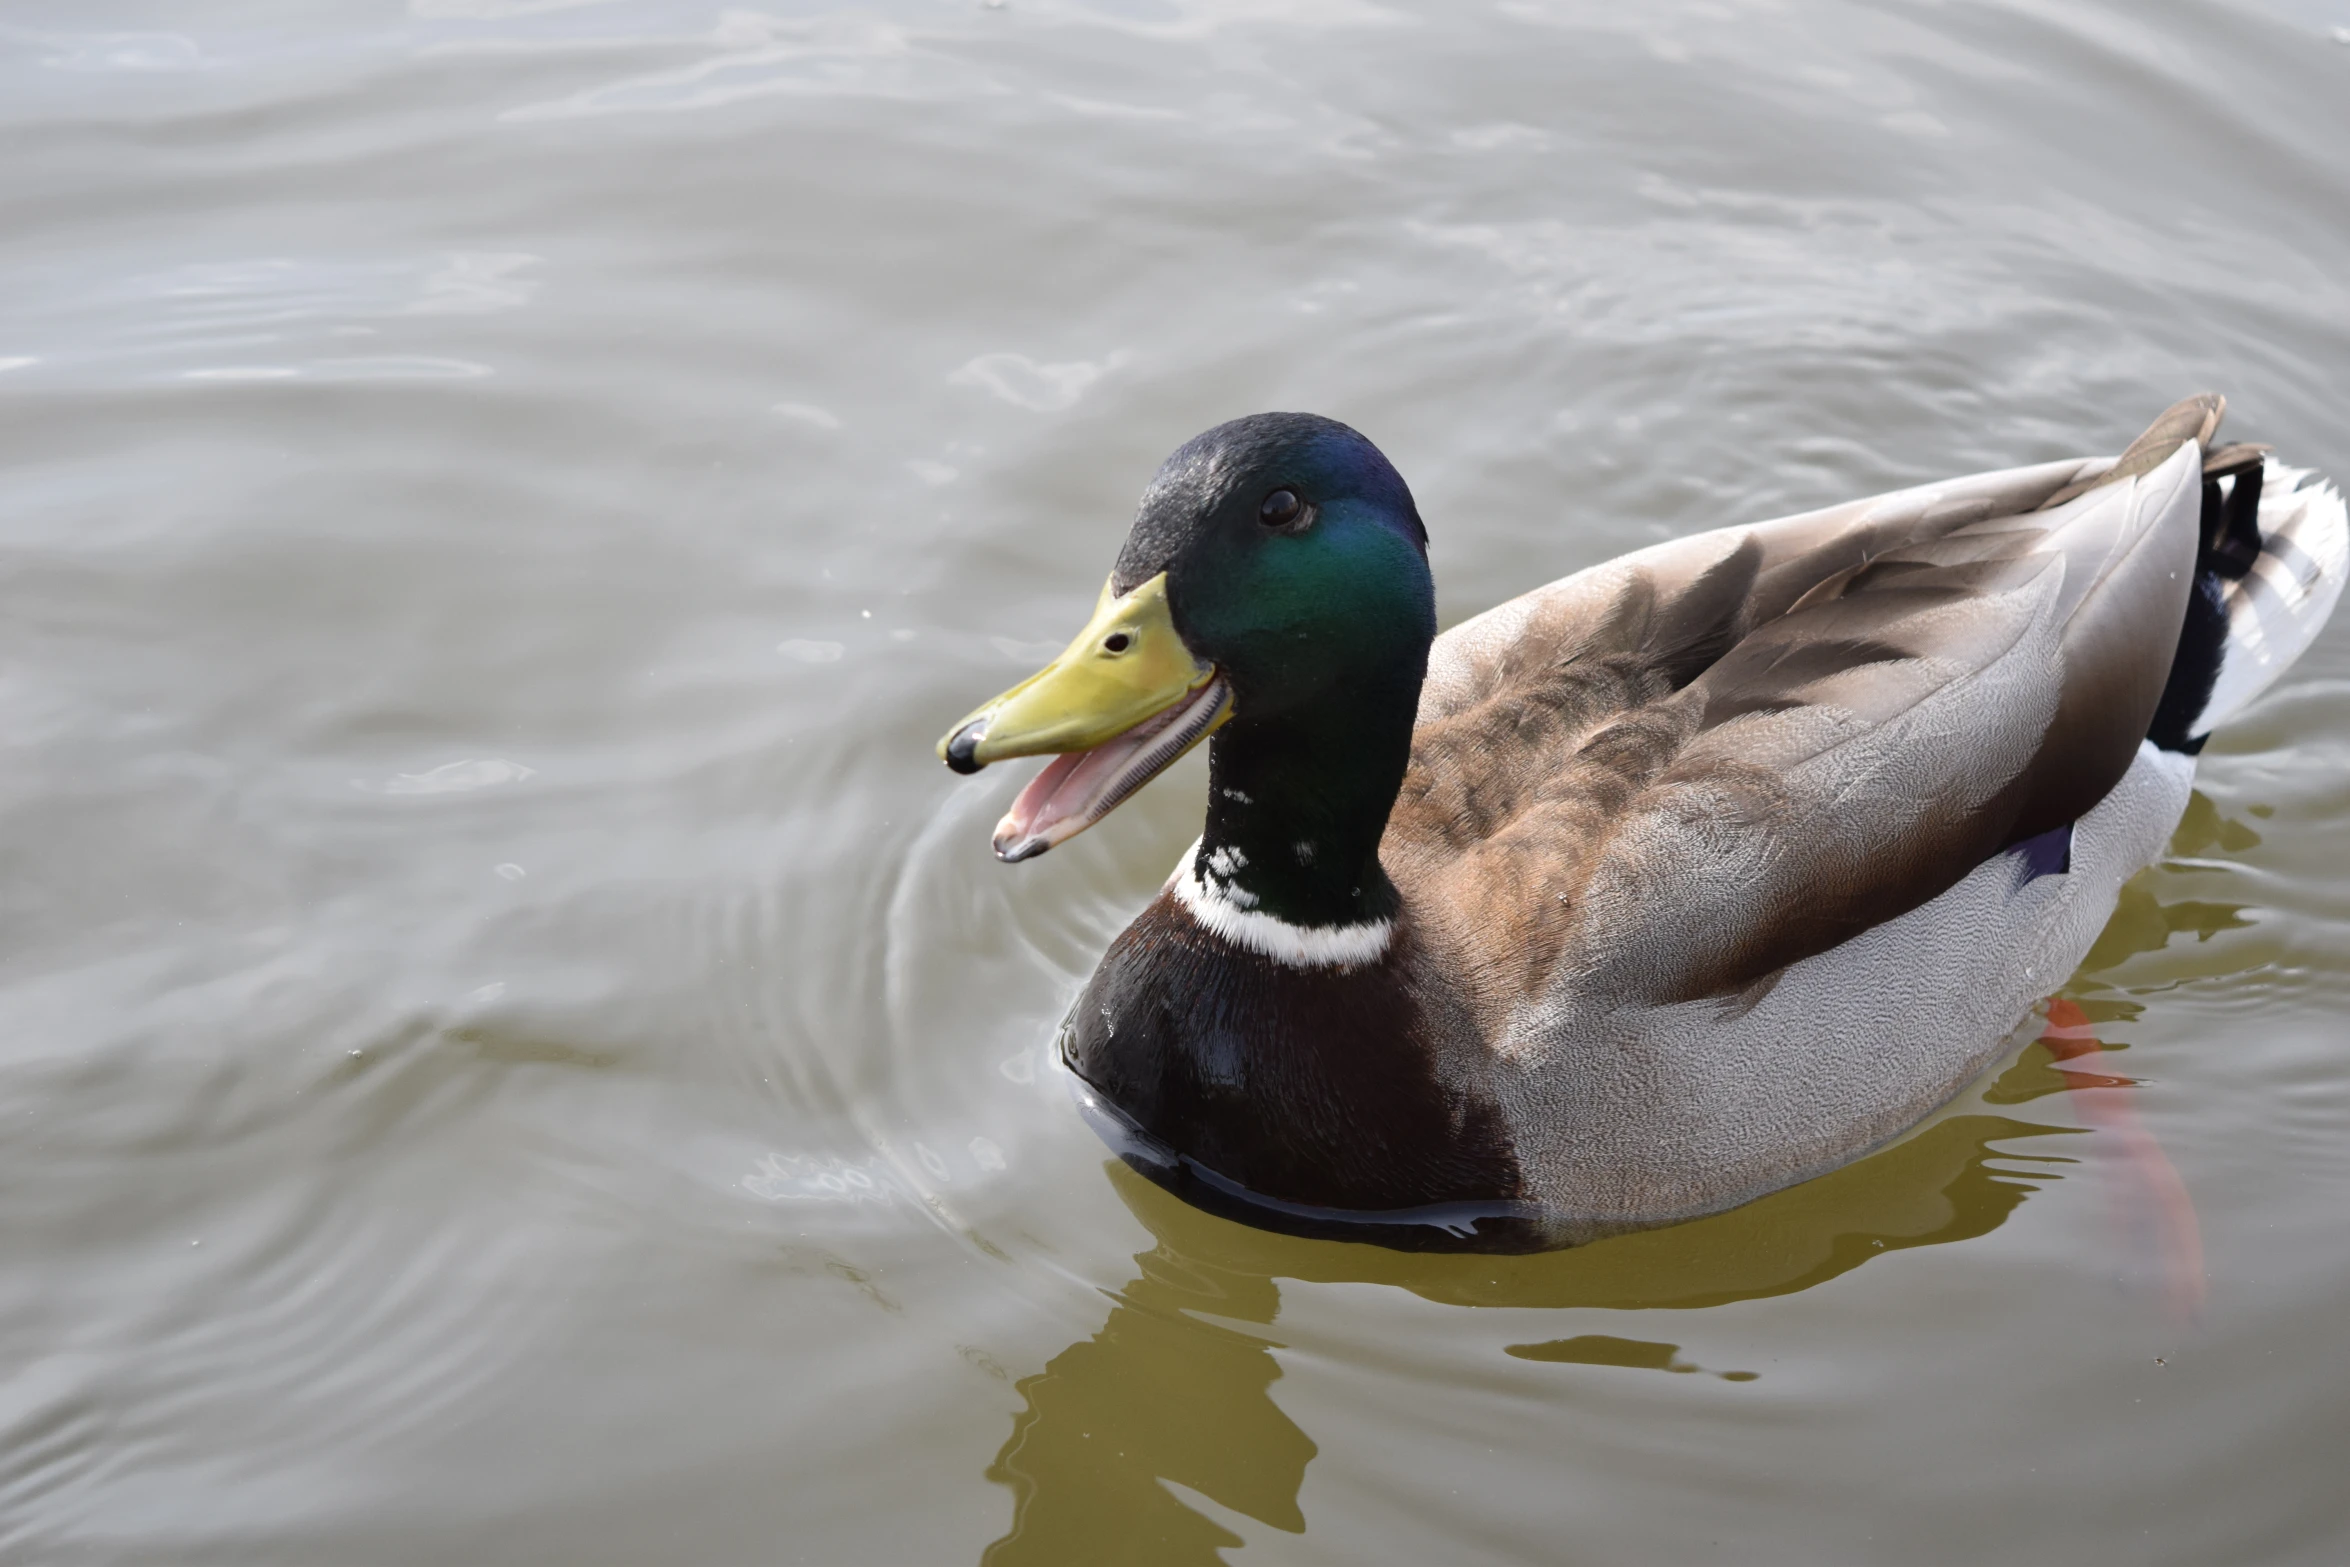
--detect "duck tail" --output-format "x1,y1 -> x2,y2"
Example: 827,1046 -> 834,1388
2146,409 -> 2348,752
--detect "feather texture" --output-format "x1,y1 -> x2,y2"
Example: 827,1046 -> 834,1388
1041,399 -> 2344,1244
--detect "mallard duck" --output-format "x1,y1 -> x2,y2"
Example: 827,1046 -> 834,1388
938,396 -> 2345,1251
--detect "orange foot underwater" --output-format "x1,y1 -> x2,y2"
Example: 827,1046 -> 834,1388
2040,997 -> 2206,1323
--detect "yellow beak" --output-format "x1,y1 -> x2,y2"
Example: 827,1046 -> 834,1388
938,573 -> 1224,771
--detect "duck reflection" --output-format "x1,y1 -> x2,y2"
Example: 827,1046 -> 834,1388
982,1093 -> 2073,1565
980,794 -> 2258,1565
1504,1334 -> 1758,1380
981,1243 -> 1310,1566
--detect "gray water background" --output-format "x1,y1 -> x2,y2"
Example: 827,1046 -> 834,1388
4,2 -> 2350,1562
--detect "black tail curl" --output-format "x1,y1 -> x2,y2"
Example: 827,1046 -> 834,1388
2147,451 -> 2267,754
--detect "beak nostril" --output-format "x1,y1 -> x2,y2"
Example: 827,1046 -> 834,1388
1102,632 -> 1132,654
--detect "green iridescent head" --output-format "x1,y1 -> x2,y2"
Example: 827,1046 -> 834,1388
1115,412 -> 1436,720
939,413 -> 1436,872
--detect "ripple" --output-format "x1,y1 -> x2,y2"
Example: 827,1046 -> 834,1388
7,0 -> 2350,1559
356,758 -> 537,794
950,351 -> 1129,413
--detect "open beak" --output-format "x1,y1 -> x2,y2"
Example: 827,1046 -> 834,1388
938,572 -> 1232,862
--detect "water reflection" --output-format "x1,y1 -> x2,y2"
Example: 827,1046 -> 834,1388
983,1093 -> 2076,1565
1975,793 -> 2263,1320
1504,1334 -> 1757,1381
982,794 -> 2266,1562
982,1244 -> 1310,1566
2072,791 -> 2258,983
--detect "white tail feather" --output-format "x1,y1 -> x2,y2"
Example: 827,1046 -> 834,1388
2197,461 -> 2348,736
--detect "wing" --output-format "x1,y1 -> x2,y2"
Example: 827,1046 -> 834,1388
1391,407 -> 2212,1009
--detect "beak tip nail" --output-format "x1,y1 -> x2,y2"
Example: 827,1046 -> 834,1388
944,723 -> 986,775
995,836 -> 1049,864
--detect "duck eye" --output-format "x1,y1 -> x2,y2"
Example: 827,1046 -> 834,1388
1258,488 -> 1303,527
1102,632 -> 1132,653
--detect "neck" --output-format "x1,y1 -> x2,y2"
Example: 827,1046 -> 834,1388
1181,662 -> 1421,951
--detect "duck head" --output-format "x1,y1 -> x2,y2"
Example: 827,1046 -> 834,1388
938,412 -> 1435,867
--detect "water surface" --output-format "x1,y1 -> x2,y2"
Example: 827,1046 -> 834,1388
4,2 -> 2349,1562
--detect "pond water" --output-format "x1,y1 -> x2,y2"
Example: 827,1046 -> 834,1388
4,2 -> 2349,1562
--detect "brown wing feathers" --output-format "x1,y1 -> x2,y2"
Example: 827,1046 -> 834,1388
1395,399 -> 2218,1005
2037,393 -> 2223,510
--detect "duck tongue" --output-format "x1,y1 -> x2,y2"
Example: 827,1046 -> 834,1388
993,750 -> 1120,862
990,678 -> 1229,862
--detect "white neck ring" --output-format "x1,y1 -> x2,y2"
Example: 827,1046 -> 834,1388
1166,840 -> 1394,969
